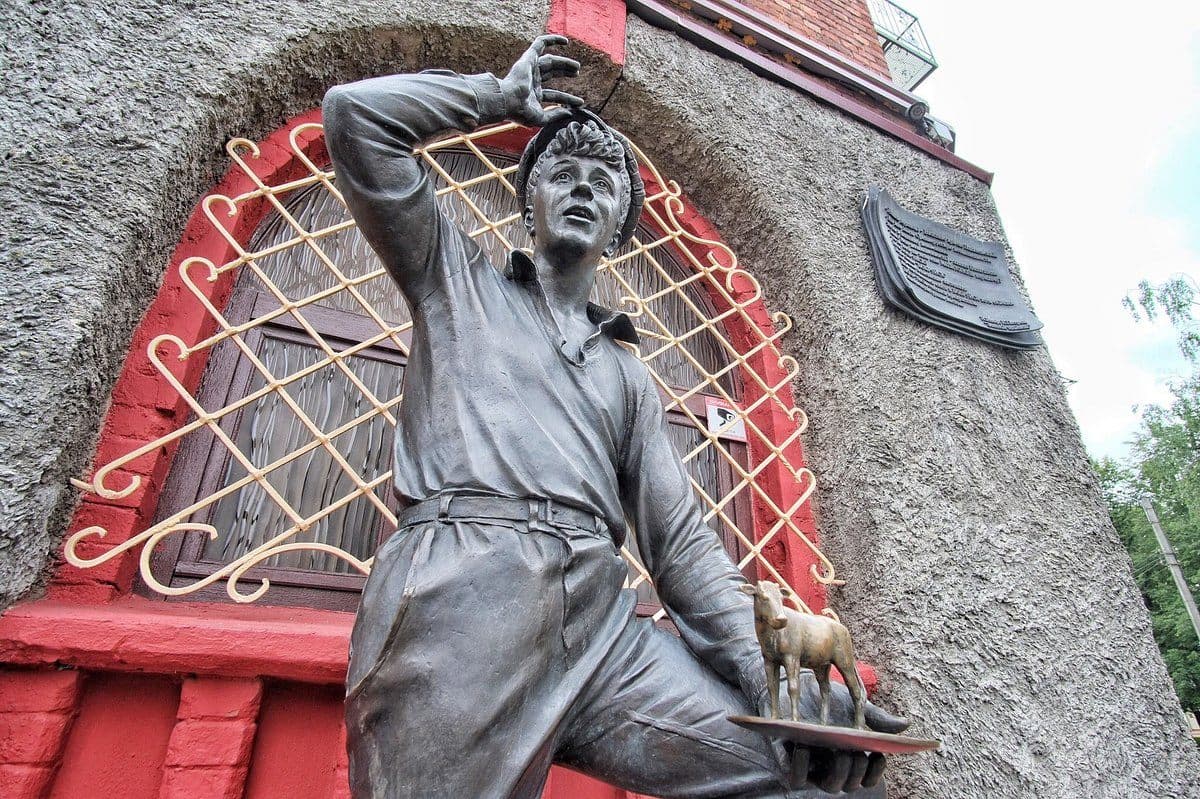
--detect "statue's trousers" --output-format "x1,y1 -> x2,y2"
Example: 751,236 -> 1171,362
344,494 -> 882,799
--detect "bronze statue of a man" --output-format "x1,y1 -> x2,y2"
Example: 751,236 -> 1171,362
323,35 -> 902,799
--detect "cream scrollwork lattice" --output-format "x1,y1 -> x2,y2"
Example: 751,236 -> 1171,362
67,118 -> 840,615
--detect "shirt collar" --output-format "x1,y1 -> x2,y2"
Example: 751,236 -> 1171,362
505,251 -> 640,345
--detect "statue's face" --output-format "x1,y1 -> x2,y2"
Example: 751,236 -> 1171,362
740,580 -> 790,630
530,155 -> 625,263
757,582 -> 789,630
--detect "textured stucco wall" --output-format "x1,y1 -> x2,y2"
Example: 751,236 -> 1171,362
602,16 -> 1200,798
1,1 -> 1197,796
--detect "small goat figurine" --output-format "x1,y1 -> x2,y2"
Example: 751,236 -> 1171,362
739,580 -> 866,729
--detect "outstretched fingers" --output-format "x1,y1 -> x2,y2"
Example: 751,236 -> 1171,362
540,89 -> 584,107
539,54 -> 581,79
530,33 -> 570,54
509,36 -> 585,126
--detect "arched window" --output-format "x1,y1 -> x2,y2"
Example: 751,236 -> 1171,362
150,144 -> 749,610
68,116 -> 835,619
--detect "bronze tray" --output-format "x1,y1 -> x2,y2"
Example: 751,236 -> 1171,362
728,716 -> 941,755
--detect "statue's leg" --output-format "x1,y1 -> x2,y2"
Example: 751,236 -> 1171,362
780,670 -> 907,733
783,657 -> 802,722
834,657 -> 867,729
344,519 -> 586,799
813,664 -> 832,725
765,656 -> 781,720
554,621 -> 885,799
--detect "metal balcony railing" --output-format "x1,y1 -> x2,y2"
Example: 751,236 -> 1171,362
866,0 -> 938,90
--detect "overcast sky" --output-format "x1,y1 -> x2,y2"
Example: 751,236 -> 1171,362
898,1 -> 1200,461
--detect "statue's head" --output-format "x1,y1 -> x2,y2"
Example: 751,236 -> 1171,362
738,580 -> 793,630
516,112 -> 645,263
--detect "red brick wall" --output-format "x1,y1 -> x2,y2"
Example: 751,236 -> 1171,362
0,669 -> 83,799
740,0 -> 890,77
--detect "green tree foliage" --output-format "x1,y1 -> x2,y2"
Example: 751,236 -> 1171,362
1124,275 -> 1200,362
1096,378 -> 1200,712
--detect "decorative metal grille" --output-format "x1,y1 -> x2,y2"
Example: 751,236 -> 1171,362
67,119 -> 839,618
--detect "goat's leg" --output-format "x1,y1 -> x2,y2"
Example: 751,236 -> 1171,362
814,664 -> 832,725
764,656 -> 781,719
835,655 -> 867,729
784,656 -> 802,722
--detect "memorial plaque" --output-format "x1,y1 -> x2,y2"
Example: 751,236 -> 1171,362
862,186 -> 1043,350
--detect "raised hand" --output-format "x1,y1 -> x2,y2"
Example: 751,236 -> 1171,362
499,34 -> 584,126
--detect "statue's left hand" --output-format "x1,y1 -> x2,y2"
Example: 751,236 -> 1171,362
499,35 -> 585,126
741,669 -> 907,793
798,677 -> 908,793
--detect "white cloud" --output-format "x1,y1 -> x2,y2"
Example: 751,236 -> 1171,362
904,0 -> 1200,460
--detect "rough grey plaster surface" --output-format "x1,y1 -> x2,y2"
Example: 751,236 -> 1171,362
603,15 -> 1200,799
0,0 -> 577,606
1,1 -> 1196,795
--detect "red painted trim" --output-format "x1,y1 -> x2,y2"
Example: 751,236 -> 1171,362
635,172 -> 828,611
548,0 -> 628,64
0,599 -> 353,685
626,0 -> 994,185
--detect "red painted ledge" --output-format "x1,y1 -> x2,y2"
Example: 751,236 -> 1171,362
0,597 -> 878,698
0,599 -> 352,685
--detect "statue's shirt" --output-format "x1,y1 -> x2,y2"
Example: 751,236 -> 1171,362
394,241 -> 646,541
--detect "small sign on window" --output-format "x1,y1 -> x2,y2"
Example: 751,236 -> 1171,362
705,397 -> 747,442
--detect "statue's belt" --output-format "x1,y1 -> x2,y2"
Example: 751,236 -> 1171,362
396,493 -> 609,538
396,493 -> 615,661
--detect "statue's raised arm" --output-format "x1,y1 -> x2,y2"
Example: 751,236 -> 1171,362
321,35 -> 581,305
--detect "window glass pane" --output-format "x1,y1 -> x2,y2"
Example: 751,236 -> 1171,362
595,242 -> 737,396
202,333 -> 403,572
430,150 -> 531,264
252,184 -> 413,328
253,150 -> 736,395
